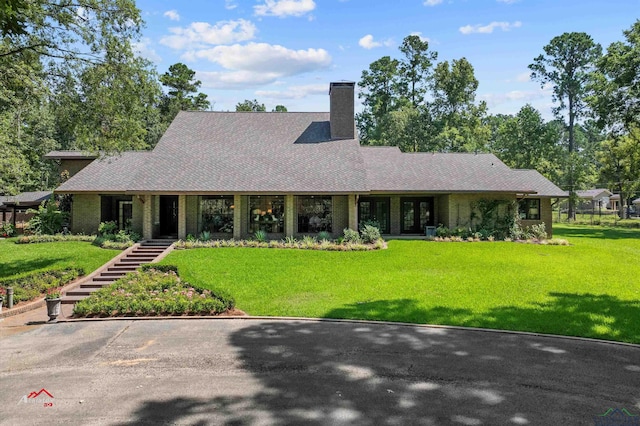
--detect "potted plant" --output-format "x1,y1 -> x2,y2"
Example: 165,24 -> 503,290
45,289 -> 62,322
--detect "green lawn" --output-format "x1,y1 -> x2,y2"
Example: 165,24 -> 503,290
161,224 -> 640,343
0,239 -> 116,281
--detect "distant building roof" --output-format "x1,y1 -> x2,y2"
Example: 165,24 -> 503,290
576,188 -> 612,200
44,151 -> 99,160
0,191 -> 52,208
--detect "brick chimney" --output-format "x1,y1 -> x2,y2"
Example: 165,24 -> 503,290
329,81 -> 355,140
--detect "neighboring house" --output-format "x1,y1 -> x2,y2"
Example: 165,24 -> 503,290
47,82 -> 565,240
575,188 -> 613,213
0,191 -> 52,228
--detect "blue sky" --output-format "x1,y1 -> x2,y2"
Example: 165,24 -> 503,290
134,0 -> 640,117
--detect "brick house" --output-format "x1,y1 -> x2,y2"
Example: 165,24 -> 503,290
47,82 -> 565,240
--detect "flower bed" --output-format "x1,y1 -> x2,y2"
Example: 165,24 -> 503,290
0,268 -> 83,304
73,268 -> 235,317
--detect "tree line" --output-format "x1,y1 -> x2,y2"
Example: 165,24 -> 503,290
0,1 -> 638,219
358,27 -> 640,219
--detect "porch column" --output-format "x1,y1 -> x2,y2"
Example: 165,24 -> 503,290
233,194 -> 242,240
285,194 -> 295,237
348,194 -> 358,231
178,195 -> 186,240
142,195 -> 152,240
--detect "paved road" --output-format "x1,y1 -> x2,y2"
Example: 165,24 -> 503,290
0,319 -> 638,425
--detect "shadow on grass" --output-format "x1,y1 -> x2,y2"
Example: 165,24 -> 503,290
323,293 -> 640,343
0,257 -> 69,280
554,225 -> 640,240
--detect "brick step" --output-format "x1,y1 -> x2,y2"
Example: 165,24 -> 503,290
65,287 -> 101,297
99,271 -> 129,277
80,282 -> 109,289
128,253 -> 162,258
131,250 -> 164,255
62,296 -> 86,305
109,265 -> 139,270
93,276 -> 119,282
119,258 -> 155,263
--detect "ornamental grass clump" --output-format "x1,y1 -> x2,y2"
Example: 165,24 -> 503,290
72,268 -> 234,317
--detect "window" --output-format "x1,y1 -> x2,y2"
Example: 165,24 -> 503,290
297,196 -> 332,233
100,195 -> 133,230
358,197 -> 390,233
249,195 -> 284,233
519,198 -> 540,220
201,196 -> 234,233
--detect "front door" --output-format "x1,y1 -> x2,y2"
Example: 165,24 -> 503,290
159,195 -> 178,238
401,197 -> 434,234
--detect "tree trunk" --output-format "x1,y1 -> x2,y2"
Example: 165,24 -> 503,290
567,96 -> 576,221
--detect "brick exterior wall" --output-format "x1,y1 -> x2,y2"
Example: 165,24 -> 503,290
185,195 -> 198,237
71,194 -> 101,234
521,198 -> 554,237
332,195 -> 349,236
131,196 -> 144,235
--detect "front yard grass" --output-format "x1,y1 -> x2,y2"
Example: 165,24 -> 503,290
0,238 -> 115,281
161,224 -> 640,343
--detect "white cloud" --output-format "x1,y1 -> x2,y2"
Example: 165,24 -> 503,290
225,0 -> 238,9
423,0 -> 443,5
497,0 -> 519,3
515,71 -> 531,82
410,31 -> 431,43
132,38 -> 161,63
190,43 -> 331,89
459,21 -> 522,35
479,85 -> 552,108
163,10 -> 180,21
255,83 -> 327,99
358,34 -> 393,49
160,19 -> 257,50
254,0 -> 316,17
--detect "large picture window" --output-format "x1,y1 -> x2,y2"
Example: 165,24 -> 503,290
519,198 -> 540,220
249,195 -> 284,233
201,196 -> 234,233
297,196 -> 332,233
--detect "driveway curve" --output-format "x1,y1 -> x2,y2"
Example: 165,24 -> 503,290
0,318 -> 638,425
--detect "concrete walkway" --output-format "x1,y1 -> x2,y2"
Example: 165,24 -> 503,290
1,318 -> 638,425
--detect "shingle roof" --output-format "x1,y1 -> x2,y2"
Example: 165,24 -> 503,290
53,111 -> 565,197
575,188 -> 613,200
0,191 -> 52,207
509,170 -> 567,197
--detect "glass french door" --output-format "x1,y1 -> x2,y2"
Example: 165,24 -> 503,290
401,197 -> 433,234
358,197 -> 390,233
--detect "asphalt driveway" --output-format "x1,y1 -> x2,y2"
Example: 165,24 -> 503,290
0,318 -> 638,425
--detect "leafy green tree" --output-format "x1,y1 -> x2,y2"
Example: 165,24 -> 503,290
356,56 -> 403,145
159,63 -> 210,125
272,105 -> 288,112
236,99 -> 266,112
398,35 -> 436,108
597,129 -> 640,218
489,105 -> 564,183
529,32 -> 602,219
430,58 -> 489,152
589,20 -> 640,134
0,0 -> 142,62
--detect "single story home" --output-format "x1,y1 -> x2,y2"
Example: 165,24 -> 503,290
47,82 -> 565,240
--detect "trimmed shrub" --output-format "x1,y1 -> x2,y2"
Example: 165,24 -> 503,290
360,225 -> 381,244
140,264 -> 179,274
342,228 -> 361,244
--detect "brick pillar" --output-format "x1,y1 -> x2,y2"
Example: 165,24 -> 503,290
178,195 -> 186,240
233,194 -> 242,240
285,194 -> 295,237
143,194 -> 153,240
348,194 -> 358,231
